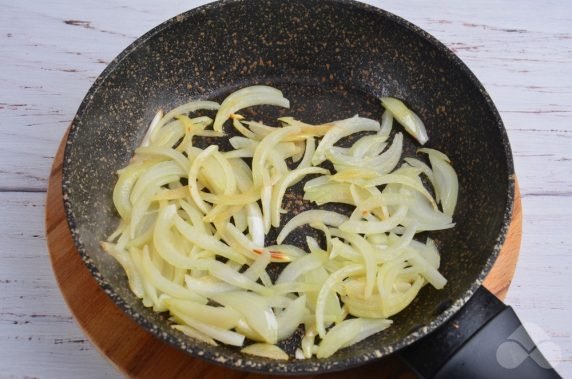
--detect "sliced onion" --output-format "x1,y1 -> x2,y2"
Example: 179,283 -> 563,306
188,145 -> 218,213
339,204 -> 408,234
231,114 -> 257,139
312,116 -> 381,165
130,161 -> 185,205
173,214 -> 247,264
229,136 -> 300,159
104,85 -> 457,359
207,259 -> 272,295
328,230 -> 378,297
379,110 -> 393,136
212,291 -> 278,344
278,117 -> 334,139
317,318 -> 392,358
246,202 -> 265,247
186,146 -> 227,195
350,134 -> 388,157
140,247 -> 207,302
152,100 -> 220,142
153,205 -> 207,269
244,249 -> 271,282
174,114 -> 222,151
292,141 -> 306,162
214,220 -> 254,256
141,110 -> 164,147
101,242 -> 144,298
228,157 -> 254,191
382,275 -> 425,318
210,150 -> 237,195
303,175 -> 330,190
152,186 -> 190,202
362,172 -> 437,209
277,295 -> 307,341
263,244 -> 306,261
106,221 -> 126,243
268,149 -> 289,177
188,115 -> 214,129
232,319 -> 262,341
420,148 -> 458,216
404,157 -> 436,190
276,250 -> 328,285
128,247 -> 161,309
232,206 -> 248,232
330,238 -> 361,262
241,343 -> 289,360
401,188 -> 454,231
276,210 -> 349,244
330,168 -> 380,183
418,147 -> 450,163
201,186 -> 261,206
165,298 -> 242,330
305,266 -> 344,325
296,137 -> 316,170
371,132 -> 403,174
229,135 -> 255,150
184,274 -> 235,297
135,146 -> 190,172
301,328 -> 316,358
304,182 -> 355,205
271,167 -> 329,227
422,238 -> 441,268
316,264 -> 364,337
252,125 -> 301,186
333,133 -> 403,176
130,182 -> 175,239
152,121 -> 186,149
351,190 -> 412,219
381,97 -> 428,145
207,260 -> 271,294
343,294 -> 385,319
113,161 -> 152,220
179,200 -> 211,235
214,86 -> 290,132
172,324 -> 218,346
169,306 -> 245,346
405,252 -> 447,290
244,120 -> 275,138
260,184 -> 273,233
309,221 -> 333,252
380,223 -> 417,258
214,221 -> 260,260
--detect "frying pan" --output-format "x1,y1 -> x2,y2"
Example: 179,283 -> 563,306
61,0 -> 559,377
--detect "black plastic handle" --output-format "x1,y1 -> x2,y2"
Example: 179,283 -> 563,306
399,286 -> 561,378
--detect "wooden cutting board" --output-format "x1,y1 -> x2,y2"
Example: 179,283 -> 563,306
46,133 -> 522,379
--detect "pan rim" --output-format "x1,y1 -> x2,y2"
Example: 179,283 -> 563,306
61,0 -> 515,374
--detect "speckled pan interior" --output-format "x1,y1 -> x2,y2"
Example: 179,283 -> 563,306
62,0 -> 514,374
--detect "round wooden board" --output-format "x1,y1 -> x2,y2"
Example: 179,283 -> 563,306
46,132 -> 522,379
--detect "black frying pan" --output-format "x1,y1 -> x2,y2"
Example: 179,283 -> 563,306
61,0 -> 559,377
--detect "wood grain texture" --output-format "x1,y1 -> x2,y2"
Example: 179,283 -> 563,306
0,192 -> 120,378
1,0 -> 571,377
46,131 -> 520,378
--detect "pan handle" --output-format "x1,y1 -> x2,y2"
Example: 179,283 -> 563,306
399,286 -> 561,378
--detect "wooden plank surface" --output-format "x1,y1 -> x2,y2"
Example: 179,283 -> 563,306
1,0 -> 571,377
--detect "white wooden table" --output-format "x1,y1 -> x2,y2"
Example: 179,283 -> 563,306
1,0 -> 570,377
